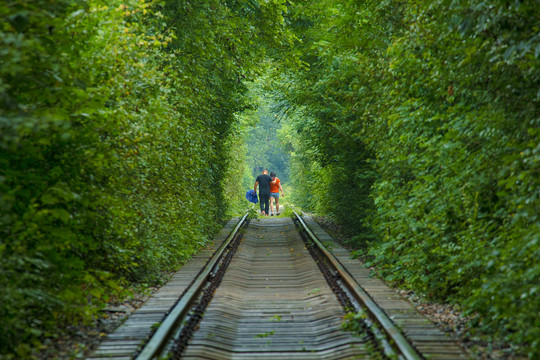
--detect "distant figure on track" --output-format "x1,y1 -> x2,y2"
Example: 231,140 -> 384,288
254,169 -> 272,216
269,171 -> 284,216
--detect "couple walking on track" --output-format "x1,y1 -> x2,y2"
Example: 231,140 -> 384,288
254,169 -> 284,216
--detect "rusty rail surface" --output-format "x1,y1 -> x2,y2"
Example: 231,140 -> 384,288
291,207 -> 423,360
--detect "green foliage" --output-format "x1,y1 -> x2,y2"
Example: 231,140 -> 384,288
240,73 -> 291,189
277,0 -> 540,356
0,0 -> 291,357
341,311 -> 368,334
279,203 -> 295,219
342,311 -> 385,360
274,0 -> 379,244
2,0 -> 538,356
245,106 -> 291,183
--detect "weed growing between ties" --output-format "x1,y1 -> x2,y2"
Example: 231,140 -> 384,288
342,312 -> 387,360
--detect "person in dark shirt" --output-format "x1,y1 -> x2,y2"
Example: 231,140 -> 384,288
254,169 -> 273,216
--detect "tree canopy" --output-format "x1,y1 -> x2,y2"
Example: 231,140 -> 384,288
1,0 -> 538,358
0,0 -> 292,357
277,0 -> 539,356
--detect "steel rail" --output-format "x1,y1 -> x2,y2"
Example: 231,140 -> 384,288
292,208 -> 423,360
135,211 -> 249,360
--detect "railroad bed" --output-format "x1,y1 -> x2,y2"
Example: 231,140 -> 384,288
183,218 -> 365,359
89,213 -> 468,360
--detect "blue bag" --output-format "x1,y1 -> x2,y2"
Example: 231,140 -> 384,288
245,189 -> 258,204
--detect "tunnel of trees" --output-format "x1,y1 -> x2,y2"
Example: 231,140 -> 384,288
1,0 -> 538,358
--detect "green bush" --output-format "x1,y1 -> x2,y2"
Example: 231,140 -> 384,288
0,0 -> 291,357
278,0 -> 539,356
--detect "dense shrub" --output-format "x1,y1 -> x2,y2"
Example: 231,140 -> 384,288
0,0 -> 290,357
278,0 -> 539,356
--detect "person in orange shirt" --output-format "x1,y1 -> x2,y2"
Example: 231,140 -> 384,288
269,171 -> 284,216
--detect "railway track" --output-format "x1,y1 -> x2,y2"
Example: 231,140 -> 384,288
89,210 -> 467,360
